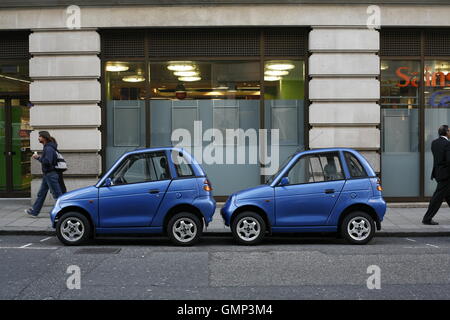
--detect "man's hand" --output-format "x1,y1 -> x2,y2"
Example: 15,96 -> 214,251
32,153 -> 40,160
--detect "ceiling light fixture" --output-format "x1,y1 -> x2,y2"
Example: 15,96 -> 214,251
168,61 -> 195,72
122,75 -> 145,82
178,76 -> 201,82
106,63 -> 129,72
265,70 -> 289,76
266,62 -> 295,71
173,71 -> 199,77
264,76 -> 281,81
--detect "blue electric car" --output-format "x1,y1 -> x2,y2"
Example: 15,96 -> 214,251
51,147 -> 216,246
221,148 -> 386,245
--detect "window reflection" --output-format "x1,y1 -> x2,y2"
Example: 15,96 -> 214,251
149,61 -> 260,100
149,60 -> 261,195
104,59 -> 306,196
264,60 -> 305,178
424,60 -> 450,196
380,60 -> 420,197
105,61 -> 146,169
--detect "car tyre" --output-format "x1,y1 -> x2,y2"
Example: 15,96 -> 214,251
232,211 -> 266,245
167,212 -> 203,246
56,211 -> 91,246
341,211 -> 375,245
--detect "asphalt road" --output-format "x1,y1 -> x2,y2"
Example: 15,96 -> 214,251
1,234 -> 450,300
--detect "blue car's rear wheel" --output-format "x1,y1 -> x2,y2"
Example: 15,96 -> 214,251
232,211 -> 266,245
341,211 -> 375,245
167,212 -> 202,246
56,212 -> 91,246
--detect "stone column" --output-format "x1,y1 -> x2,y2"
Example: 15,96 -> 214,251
308,27 -> 381,173
29,29 -> 101,204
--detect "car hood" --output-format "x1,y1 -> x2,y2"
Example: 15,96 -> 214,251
59,185 -> 98,202
235,184 -> 273,201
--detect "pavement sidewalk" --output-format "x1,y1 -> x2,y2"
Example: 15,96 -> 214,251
2,199 -> 450,236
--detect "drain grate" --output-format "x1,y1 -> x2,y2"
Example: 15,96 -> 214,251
74,248 -> 121,255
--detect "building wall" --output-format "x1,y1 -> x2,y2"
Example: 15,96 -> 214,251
28,30 -> 101,204
308,27 -> 381,171
0,4 -> 449,201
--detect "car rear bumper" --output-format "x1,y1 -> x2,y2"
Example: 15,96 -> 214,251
194,196 -> 216,225
368,196 -> 387,230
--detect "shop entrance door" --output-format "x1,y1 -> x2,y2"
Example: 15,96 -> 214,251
0,96 -> 32,197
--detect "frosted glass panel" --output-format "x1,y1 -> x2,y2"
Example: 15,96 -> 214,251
213,107 -> 239,141
381,109 -> 420,196
105,61 -> 146,169
172,107 -> 198,139
424,59 -> 450,196
381,60 -> 420,197
271,102 -> 298,145
106,100 -> 145,170
113,107 -> 140,147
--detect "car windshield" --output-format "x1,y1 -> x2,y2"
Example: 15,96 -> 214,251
265,154 -> 294,185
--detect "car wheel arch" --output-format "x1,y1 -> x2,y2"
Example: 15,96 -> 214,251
337,203 -> 380,232
163,203 -> 204,234
230,205 -> 271,233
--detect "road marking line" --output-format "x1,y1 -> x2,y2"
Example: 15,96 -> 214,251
426,244 -> 440,248
404,246 -> 431,249
0,246 -> 57,250
405,238 -> 417,242
40,237 -> 52,242
20,243 -> 32,248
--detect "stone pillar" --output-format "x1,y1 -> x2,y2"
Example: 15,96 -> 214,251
29,30 -> 101,205
308,27 -> 380,173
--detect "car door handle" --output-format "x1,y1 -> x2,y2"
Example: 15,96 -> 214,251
149,189 -> 160,194
325,189 -> 335,194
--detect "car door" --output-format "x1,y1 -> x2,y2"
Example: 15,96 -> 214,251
98,151 -> 172,228
274,152 -> 345,226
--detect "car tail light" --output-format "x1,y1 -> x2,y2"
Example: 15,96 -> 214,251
376,179 -> 383,192
203,179 -> 213,192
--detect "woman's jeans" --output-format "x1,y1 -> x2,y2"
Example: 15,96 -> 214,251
31,171 -> 63,215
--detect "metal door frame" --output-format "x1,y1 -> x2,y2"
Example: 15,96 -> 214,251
0,94 -> 30,197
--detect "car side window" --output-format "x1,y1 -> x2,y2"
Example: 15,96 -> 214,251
320,154 -> 344,181
173,154 -> 195,177
110,153 -> 155,185
286,152 -> 343,185
287,155 -> 319,184
150,153 -> 171,180
109,152 -> 170,185
344,152 -> 368,178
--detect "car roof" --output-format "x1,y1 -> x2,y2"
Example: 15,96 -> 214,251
125,147 -> 184,155
296,148 -> 360,155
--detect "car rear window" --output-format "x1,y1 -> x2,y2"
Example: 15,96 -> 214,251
344,152 -> 368,178
173,154 -> 195,177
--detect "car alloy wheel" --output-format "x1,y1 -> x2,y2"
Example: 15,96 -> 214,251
236,217 -> 261,242
172,217 -> 197,243
347,216 -> 371,241
60,217 -> 85,243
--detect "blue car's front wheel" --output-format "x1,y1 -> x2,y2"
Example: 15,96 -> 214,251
56,212 -> 92,246
232,211 -> 266,245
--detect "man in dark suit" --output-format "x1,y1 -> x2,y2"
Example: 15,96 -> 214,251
423,125 -> 450,225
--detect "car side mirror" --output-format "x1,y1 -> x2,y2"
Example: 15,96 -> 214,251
104,178 -> 112,187
279,176 -> 289,186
